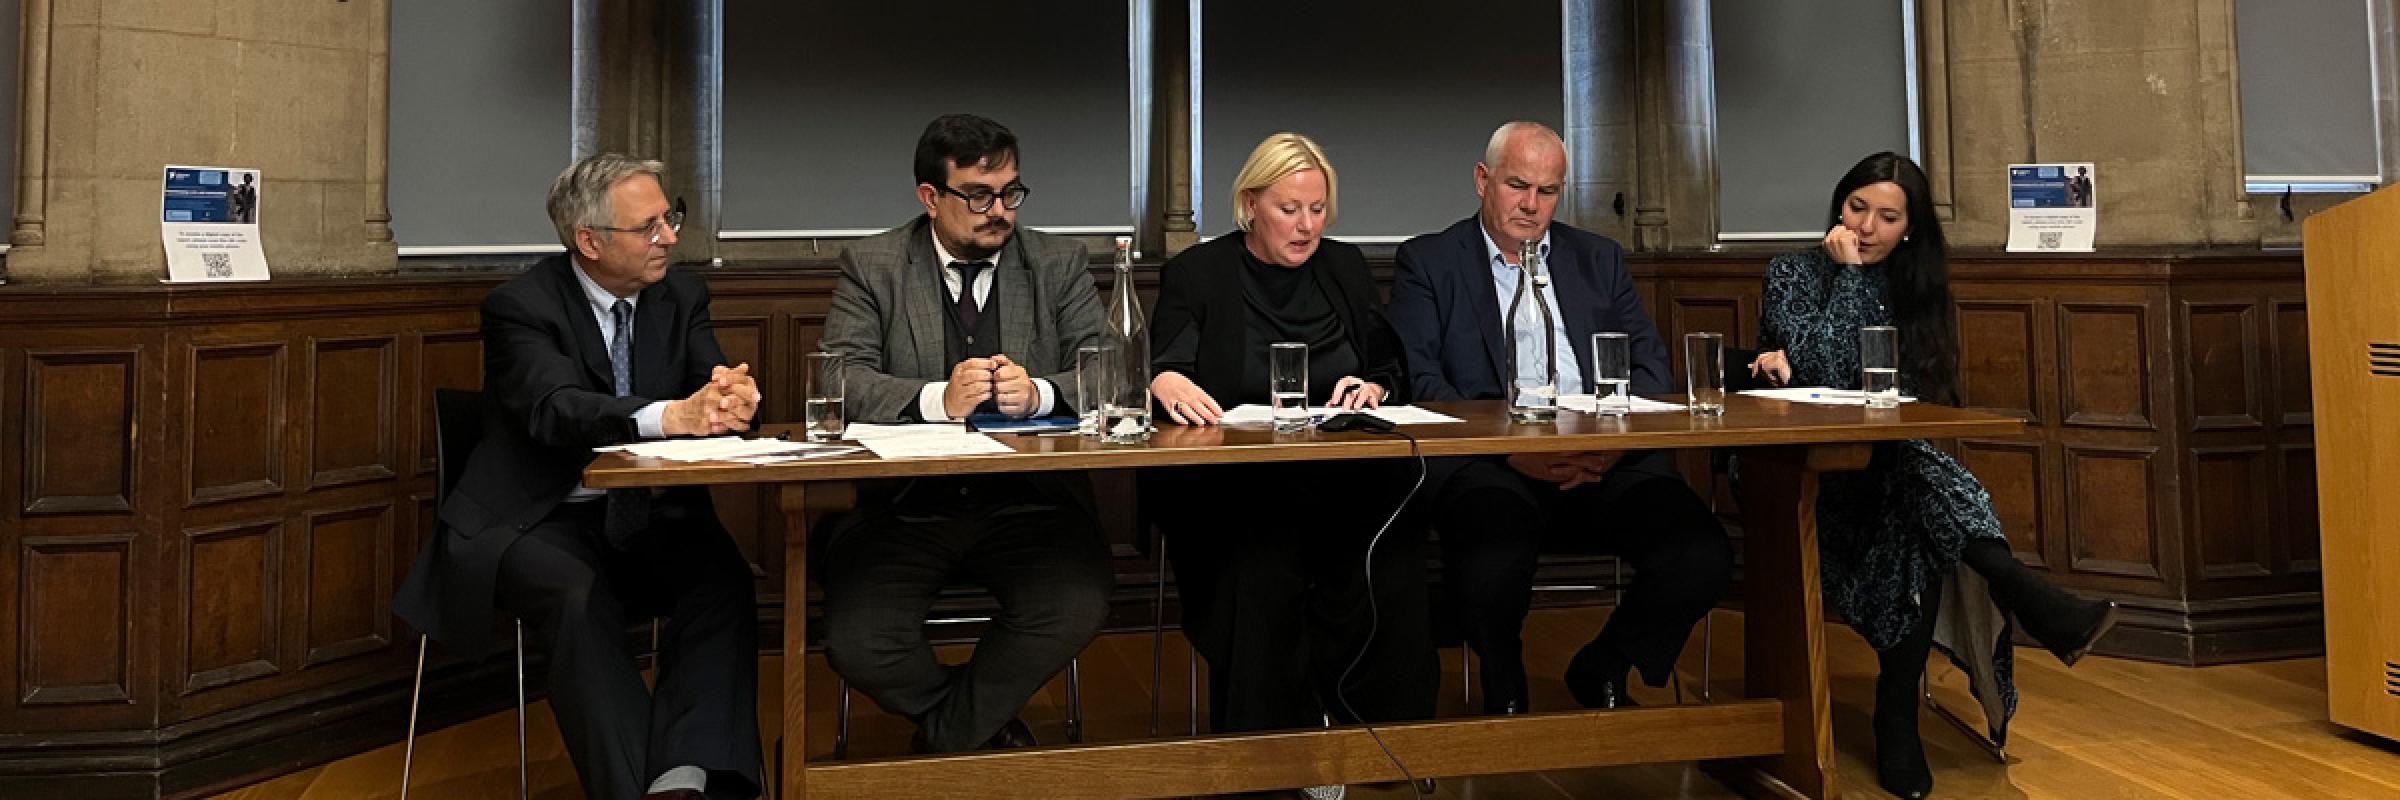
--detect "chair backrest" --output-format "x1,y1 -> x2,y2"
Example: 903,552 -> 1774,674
432,388 -> 484,511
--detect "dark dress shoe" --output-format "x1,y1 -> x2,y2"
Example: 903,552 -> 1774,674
642,790 -> 704,800
1490,698 -> 1529,716
1873,696 -> 1934,798
982,717 -> 1038,750
1571,680 -> 1638,710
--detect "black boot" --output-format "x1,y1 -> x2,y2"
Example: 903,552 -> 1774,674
1961,540 -> 2118,666
1563,641 -> 1638,710
1873,570 -> 1941,799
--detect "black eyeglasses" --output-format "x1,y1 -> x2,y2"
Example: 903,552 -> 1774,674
934,183 -> 1031,214
593,197 -> 688,245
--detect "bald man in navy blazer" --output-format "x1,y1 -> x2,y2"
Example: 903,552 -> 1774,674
1387,122 -> 1731,716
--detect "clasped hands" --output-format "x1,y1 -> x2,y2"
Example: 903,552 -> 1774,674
663,363 -> 762,436
943,355 -> 1041,418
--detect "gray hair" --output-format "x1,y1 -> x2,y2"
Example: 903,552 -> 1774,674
1482,121 -> 1565,170
547,153 -> 667,249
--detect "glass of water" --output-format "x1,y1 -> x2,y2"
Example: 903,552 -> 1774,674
1591,332 -> 1633,416
1684,332 -> 1725,417
1074,344 -> 1106,436
1269,342 -> 1310,433
803,351 -> 845,441
1859,325 -> 1900,408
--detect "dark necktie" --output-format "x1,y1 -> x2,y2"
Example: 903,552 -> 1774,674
953,261 -> 991,329
604,298 -> 649,546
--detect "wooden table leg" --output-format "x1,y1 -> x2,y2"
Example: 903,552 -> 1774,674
1714,444 -> 1869,799
778,482 -> 811,800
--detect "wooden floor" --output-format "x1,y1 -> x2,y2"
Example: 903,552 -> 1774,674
213,606 -> 2400,799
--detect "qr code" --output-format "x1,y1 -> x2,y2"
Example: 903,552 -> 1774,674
203,252 -> 232,278
2038,231 -> 2063,249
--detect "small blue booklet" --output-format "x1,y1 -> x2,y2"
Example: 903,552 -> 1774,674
965,412 -> 1082,435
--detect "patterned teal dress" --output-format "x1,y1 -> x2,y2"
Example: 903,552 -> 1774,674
1758,246 -> 2018,740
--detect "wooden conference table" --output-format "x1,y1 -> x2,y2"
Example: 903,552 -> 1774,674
585,397 -> 2024,799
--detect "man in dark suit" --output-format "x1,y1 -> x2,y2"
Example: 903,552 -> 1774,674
1388,122 -> 1732,714
394,154 -> 763,800
815,114 -> 1111,753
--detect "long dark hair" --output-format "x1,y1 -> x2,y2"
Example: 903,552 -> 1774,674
1826,152 -> 1958,406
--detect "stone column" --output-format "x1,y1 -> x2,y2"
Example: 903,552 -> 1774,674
1631,0 -> 1717,252
8,0 -> 398,283
1562,0 -> 1638,243
1150,0 -> 1199,256
663,0 -> 723,264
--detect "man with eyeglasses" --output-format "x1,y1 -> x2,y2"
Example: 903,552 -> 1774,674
396,153 -> 765,800
816,114 -> 1112,753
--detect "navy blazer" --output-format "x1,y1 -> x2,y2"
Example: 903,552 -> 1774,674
1389,216 -> 1673,402
394,255 -> 730,659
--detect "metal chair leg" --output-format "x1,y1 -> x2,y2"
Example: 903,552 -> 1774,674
834,677 -> 852,760
1066,656 -> 1085,743
1924,668 -> 2007,762
516,620 -> 529,800
399,634 -> 429,800
1698,613 -> 1714,703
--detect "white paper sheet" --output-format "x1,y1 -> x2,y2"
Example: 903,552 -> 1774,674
856,433 -> 1014,459
1557,394 -> 1689,414
594,436 -> 836,462
1215,404 -> 1463,426
1738,387 -> 1916,405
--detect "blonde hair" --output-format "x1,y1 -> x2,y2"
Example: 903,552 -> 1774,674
1229,132 -> 1338,232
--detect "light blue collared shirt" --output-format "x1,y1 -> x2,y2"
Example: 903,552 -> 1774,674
1483,226 -> 1586,396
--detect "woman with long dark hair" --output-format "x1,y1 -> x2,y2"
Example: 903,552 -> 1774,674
1748,152 -> 2117,798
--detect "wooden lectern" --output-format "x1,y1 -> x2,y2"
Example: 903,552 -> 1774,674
2304,184 -> 2400,742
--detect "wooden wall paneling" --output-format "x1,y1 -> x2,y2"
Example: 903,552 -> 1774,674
1956,300 -> 2042,421
1959,438 -> 2047,566
2280,444 -> 2319,574
303,336 -> 398,490
185,340 -> 288,507
2270,298 -> 2312,426
17,534 -> 137,708
2188,445 -> 2275,580
708,314 -> 770,581
22,348 -> 140,515
2062,444 -> 2164,581
2057,302 -> 2158,431
177,518 -> 283,697
2182,300 -> 2264,431
294,503 -> 395,669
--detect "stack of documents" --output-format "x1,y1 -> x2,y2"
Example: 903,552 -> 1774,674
1558,394 -> 1689,414
1216,405 -> 1464,426
842,423 -> 1016,459
1738,387 -> 1916,405
595,436 -> 863,465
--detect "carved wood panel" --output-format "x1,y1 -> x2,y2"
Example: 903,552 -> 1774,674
186,343 -> 287,506
2190,446 -> 2273,580
2184,302 -> 2262,431
179,519 -> 282,694
2058,304 -> 2155,430
1957,300 -> 2041,421
414,330 -> 482,477
1960,438 -> 2046,565
297,503 -> 393,667
306,337 -> 398,489
18,535 -> 134,705
2272,300 -> 2311,427
2064,445 -> 2161,579
23,350 -> 139,515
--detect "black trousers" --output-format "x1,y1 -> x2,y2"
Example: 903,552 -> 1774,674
1429,455 -> 1732,706
1143,461 -> 1438,734
493,500 -> 762,800
818,493 -> 1113,753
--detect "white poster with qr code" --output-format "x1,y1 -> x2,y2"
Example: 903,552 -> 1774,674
159,165 -> 270,282
2005,162 -> 2097,252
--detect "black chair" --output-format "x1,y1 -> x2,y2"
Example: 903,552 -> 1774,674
400,389 -> 530,800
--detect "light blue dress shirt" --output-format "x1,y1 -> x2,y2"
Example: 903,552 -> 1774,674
1482,227 -> 1586,396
